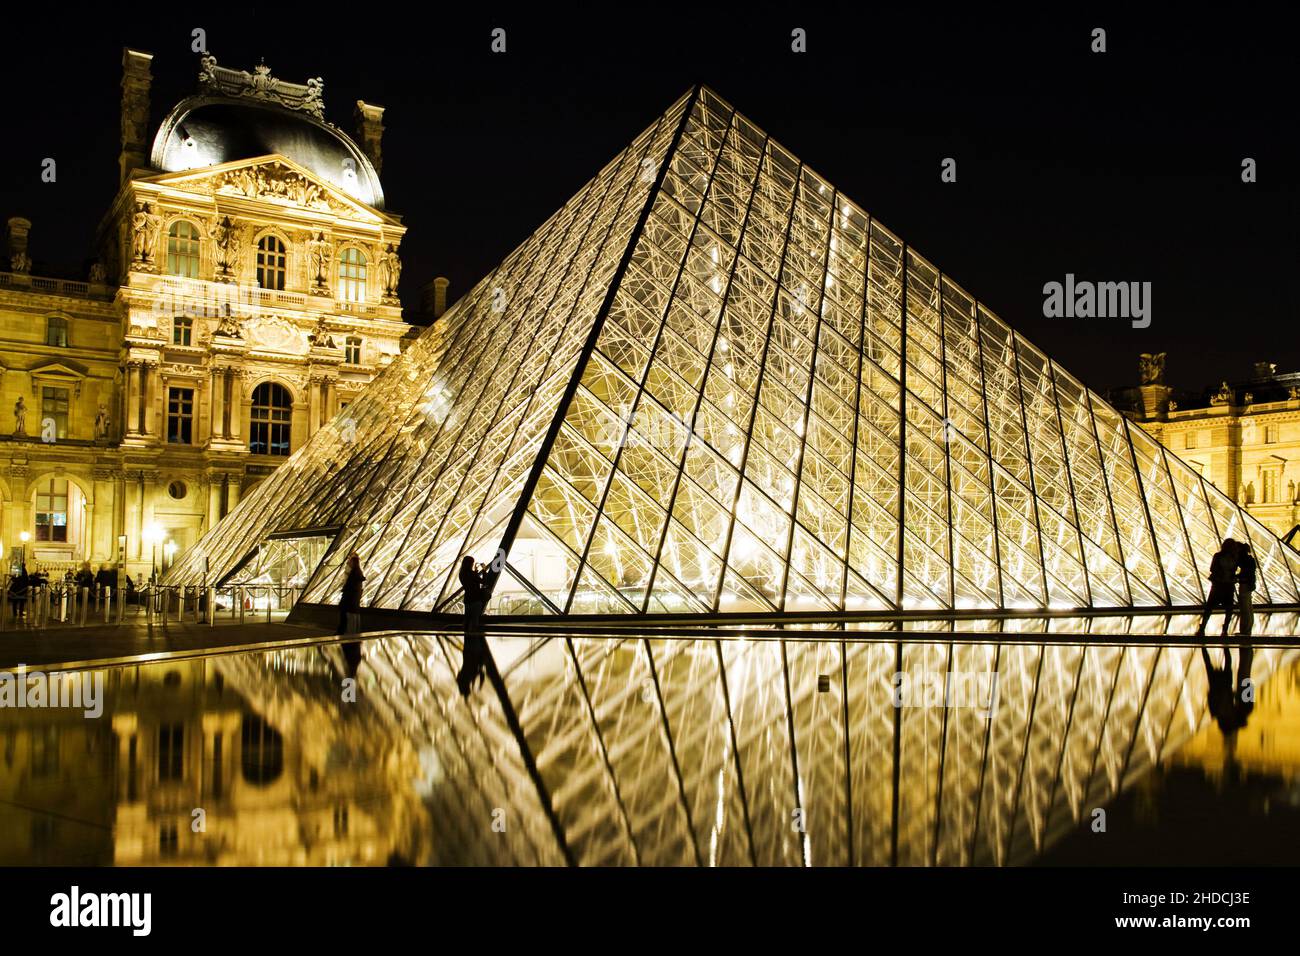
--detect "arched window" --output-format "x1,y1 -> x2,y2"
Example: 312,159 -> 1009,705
34,478 -> 69,542
46,316 -> 68,347
249,382 -> 292,456
256,235 -> 287,291
338,247 -> 366,303
166,221 -> 201,278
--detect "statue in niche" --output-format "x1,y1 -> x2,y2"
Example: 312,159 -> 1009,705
1137,352 -> 1166,386
131,202 -> 159,263
379,244 -> 402,299
94,404 -> 111,440
13,396 -> 26,436
214,216 -> 236,276
308,232 -> 331,289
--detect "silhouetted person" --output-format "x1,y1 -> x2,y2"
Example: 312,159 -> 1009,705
7,565 -> 29,621
339,553 -> 364,635
1201,643 -> 1256,737
1236,544 -> 1256,637
1195,538 -> 1238,638
95,563 -> 114,599
457,555 -> 490,696
339,554 -> 365,676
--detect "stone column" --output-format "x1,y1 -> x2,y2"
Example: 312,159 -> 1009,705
144,363 -> 160,437
210,367 -> 225,441
83,502 -> 96,563
307,377 -> 321,438
208,479 -> 222,528
228,370 -> 243,441
123,362 -> 138,436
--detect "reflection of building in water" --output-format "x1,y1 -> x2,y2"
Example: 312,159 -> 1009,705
0,702 -> 116,865
0,655 -> 430,865
1173,653 -> 1300,782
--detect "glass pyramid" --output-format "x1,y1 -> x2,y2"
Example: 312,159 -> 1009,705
167,86 -> 1300,617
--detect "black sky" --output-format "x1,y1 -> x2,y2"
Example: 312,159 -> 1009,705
1,6 -> 1295,394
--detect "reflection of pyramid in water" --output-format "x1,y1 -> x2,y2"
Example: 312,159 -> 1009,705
170,86 -> 1300,615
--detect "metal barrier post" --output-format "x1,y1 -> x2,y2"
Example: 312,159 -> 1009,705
266,587 -> 273,623
238,587 -> 245,625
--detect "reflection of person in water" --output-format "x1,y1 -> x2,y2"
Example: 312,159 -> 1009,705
1201,644 -> 1256,736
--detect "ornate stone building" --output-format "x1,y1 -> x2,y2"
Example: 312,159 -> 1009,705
0,49 -> 421,579
1112,354 -> 1300,540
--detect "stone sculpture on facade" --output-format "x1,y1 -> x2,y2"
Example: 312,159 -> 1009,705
214,215 -> 236,278
131,202 -> 160,264
309,232 -> 332,291
1137,352 -> 1166,386
94,404 -> 111,440
13,396 -> 26,436
379,244 -> 402,302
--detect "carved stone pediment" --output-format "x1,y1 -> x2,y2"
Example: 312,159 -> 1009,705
243,314 -> 306,354
213,161 -> 347,213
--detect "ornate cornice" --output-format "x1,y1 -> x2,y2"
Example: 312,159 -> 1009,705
198,56 -> 325,120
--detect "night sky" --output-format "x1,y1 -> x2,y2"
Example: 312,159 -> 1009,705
1,8 -> 1295,394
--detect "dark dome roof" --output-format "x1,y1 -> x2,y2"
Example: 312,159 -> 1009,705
151,96 -> 384,208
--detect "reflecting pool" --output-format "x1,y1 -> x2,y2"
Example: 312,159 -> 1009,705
1,621 -> 1297,865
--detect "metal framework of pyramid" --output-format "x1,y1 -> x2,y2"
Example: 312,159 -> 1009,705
169,86 -> 1300,618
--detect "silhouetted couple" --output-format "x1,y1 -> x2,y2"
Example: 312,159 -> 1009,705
1195,537 -> 1256,638
457,555 -> 498,697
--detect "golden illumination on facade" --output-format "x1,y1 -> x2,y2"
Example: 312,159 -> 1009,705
0,49 -> 416,579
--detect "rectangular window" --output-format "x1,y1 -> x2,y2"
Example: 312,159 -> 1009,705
1184,431 -> 1198,450
40,386 -> 69,439
46,317 -> 68,347
345,336 -> 362,364
173,316 -> 193,346
1265,424 -> 1279,444
35,478 -> 68,542
1263,469 -> 1279,504
337,248 -> 367,303
167,387 -> 194,444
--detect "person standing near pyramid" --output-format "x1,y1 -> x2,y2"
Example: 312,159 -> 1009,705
458,555 -> 490,696
1236,543 -> 1257,638
1195,539 -> 1239,638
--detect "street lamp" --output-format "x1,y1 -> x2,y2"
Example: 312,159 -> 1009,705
143,522 -> 163,583
18,531 -> 30,569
